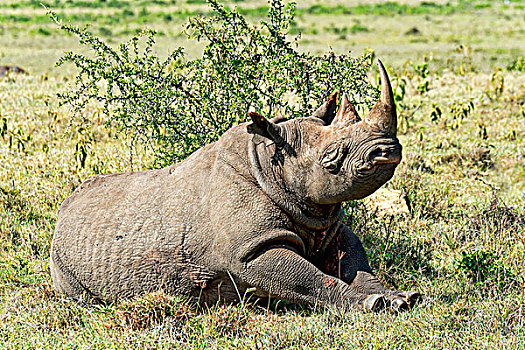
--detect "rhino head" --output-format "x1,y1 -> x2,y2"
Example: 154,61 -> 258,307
248,60 -> 400,208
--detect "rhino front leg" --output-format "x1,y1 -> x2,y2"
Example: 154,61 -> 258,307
318,224 -> 420,310
238,247 -> 386,312
350,271 -> 421,310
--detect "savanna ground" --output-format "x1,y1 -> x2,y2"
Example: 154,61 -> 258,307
1,0 -> 524,348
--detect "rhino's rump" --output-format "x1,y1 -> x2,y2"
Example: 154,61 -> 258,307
51,166 -> 215,300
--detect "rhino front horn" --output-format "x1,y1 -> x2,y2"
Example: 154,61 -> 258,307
364,59 -> 397,136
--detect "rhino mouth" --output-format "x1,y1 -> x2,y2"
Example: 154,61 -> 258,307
369,145 -> 401,166
354,144 -> 401,175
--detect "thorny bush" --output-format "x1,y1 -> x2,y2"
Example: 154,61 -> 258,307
49,0 -> 377,166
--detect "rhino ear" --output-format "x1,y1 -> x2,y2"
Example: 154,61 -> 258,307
311,90 -> 339,125
332,93 -> 361,125
247,112 -> 286,145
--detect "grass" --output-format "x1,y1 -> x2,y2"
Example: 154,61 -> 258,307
1,1 -> 524,74
1,0 -> 524,348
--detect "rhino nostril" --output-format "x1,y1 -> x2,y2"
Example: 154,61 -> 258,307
369,148 -> 383,160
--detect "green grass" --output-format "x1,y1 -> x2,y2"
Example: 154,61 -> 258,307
1,1 -> 523,74
1,0 -> 525,348
0,1 -> 512,26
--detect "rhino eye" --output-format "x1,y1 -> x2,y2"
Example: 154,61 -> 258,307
321,145 -> 341,173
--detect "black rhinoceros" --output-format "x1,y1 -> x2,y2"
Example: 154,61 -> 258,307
50,60 -> 419,312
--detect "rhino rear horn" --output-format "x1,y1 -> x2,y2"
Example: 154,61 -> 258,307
311,90 -> 339,125
364,59 -> 397,136
248,112 -> 286,145
332,93 -> 361,125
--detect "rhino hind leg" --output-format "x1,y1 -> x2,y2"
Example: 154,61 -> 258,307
50,247 -> 96,301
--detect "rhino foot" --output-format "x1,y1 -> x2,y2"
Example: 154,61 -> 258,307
391,297 -> 409,311
362,294 -> 386,312
404,291 -> 421,307
387,291 -> 421,311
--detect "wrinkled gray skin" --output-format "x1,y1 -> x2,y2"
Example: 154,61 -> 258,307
51,60 -> 420,312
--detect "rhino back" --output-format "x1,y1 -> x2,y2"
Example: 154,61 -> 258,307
51,144 -> 218,300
